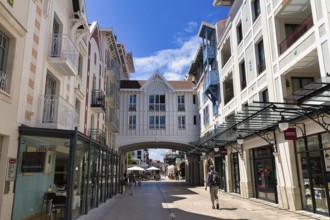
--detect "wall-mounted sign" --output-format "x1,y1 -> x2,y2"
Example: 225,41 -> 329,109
6,158 -> 17,181
220,148 -> 227,156
21,152 -> 46,172
284,128 -> 297,140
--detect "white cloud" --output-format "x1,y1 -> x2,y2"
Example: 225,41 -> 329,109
132,36 -> 201,80
148,149 -> 165,161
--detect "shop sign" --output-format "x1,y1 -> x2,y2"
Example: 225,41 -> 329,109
21,152 -> 46,172
284,128 -> 297,140
220,148 -> 227,156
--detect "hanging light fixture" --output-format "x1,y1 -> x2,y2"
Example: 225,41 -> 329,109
214,147 -> 219,152
278,115 -> 289,131
202,152 -> 206,156
237,134 -> 244,145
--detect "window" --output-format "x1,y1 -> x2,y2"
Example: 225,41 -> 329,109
178,95 -> 185,111
223,73 -> 234,104
178,116 -> 186,129
78,54 -> 83,78
149,116 -> 166,129
0,31 -> 9,93
0,136 -> 2,163
193,95 -> 196,104
239,60 -> 246,90
236,22 -> 243,44
203,106 -> 209,128
94,52 -> 97,65
261,89 -> 269,102
129,94 -> 136,111
253,0 -> 261,21
75,99 -> 81,124
291,77 -> 314,93
149,94 -> 165,111
256,40 -> 265,74
129,115 -> 136,129
137,150 -> 142,159
194,115 -> 197,125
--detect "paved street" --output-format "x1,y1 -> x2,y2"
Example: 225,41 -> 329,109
77,179 -> 329,220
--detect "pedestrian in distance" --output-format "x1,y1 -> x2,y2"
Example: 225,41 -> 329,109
205,165 -> 220,209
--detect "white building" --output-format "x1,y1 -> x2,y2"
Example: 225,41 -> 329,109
191,0 -> 330,216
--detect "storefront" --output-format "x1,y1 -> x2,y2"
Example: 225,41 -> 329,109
12,127 -> 119,220
214,155 -> 226,191
231,152 -> 240,194
295,132 -> 330,215
252,145 -> 277,203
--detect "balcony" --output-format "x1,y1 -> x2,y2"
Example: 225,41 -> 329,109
105,109 -> 119,132
38,95 -> 78,130
89,129 -> 106,145
106,83 -> 119,108
48,34 -> 78,76
203,45 -> 216,63
107,59 -> 121,81
0,70 -> 8,93
203,70 -> 219,103
279,14 -> 313,54
213,0 -> 233,6
91,90 -> 106,113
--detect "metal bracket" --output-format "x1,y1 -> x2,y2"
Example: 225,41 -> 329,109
254,129 -> 277,152
228,143 -> 243,159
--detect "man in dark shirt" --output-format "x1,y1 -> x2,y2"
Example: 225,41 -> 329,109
205,165 -> 220,209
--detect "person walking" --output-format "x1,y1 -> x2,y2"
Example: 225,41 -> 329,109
205,165 -> 220,209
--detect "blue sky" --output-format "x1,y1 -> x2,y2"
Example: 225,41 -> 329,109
85,1 -> 230,160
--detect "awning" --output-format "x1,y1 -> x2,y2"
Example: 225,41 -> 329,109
198,74 -> 330,151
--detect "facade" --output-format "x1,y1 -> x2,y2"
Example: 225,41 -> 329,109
191,0 -> 330,217
0,1 -> 133,219
117,71 -> 200,184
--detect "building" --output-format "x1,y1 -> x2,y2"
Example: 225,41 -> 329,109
0,0 -> 134,219
190,0 -> 330,216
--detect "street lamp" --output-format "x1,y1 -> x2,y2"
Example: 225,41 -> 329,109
214,147 -> 219,152
237,134 -> 244,145
202,152 -> 206,156
278,115 -> 289,131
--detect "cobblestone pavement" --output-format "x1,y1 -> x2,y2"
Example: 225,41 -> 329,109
77,179 -> 329,220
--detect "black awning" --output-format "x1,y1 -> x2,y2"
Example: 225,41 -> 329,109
199,74 -> 330,149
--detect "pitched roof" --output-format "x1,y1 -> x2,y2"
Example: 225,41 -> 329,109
121,80 -> 195,90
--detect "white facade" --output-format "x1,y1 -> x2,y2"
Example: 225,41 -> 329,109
117,72 -> 199,150
195,0 -> 330,216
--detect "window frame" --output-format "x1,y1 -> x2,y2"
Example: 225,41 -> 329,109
0,31 -> 9,93
129,115 -> 136,129
178,116 -> 186,129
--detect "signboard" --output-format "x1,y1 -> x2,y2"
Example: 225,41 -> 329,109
284,128 -> 297,140
6,158 -> 17,181
220,148 -> 227,156
21,152 -> 46,172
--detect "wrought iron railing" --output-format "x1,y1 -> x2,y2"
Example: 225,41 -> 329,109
49,34 -> 79,72
39,95 -> 78,129
107,59 -> 121,80
89,129 -> 106,145
279,14 -> 313,54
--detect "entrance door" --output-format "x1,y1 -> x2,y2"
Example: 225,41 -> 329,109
253,146 -> 277,203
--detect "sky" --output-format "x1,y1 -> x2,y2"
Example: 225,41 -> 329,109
85,0 -> 230,160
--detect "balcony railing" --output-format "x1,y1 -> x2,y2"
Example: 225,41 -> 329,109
203,45 -> 216,63
105,83 -> 119,108
279,14 -> 313,54
89,129 -> 106,145
257,59 -> 266,75
0,70 -> 8,93
105,109 -> 119,132
203,70 -> 219,92
91,90 -> 106,113
107,59 -> 121,80
49,34 -> 78,76
39,95 -> 78,130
